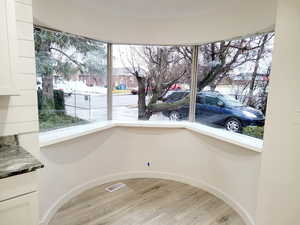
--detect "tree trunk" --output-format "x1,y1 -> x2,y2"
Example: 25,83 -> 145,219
42,73 -> 54,100
37,35 -> 54,102
247,60 -> 260,107
148,95 -> 190,113
247,34 -> 269,106
136,76 -> 152,120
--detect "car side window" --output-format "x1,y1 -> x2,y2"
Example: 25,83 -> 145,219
205,96 -> 219,106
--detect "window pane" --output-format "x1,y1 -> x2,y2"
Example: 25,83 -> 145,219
113,45 -> 192,121
34,27 -> 107,132
195,32 -> 275,139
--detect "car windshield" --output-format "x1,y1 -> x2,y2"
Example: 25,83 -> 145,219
220,95 -> 244,107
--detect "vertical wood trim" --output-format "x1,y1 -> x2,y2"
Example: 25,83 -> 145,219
189,46 -> 199,122
107,43 -> 113,120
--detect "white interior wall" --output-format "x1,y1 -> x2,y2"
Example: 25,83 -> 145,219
257,0 -> 300,224
39,127 -> 261,225
0,0 -> 39,158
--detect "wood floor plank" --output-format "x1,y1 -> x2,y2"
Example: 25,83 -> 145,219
49,178 -> 246,225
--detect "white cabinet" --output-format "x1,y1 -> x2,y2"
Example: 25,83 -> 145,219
0,172 -> 38,225
0,0 -> 18,95
0,192 -> 38,225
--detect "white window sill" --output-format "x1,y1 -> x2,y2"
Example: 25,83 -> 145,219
39,121 -> 263,153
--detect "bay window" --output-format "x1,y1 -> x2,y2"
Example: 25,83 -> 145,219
35,26 -> 274,139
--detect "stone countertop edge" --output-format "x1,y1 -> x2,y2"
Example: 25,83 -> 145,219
0,145 -> 44,180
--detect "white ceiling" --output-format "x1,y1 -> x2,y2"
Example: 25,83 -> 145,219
33,0 -> 277,45
69,0 -> 238,19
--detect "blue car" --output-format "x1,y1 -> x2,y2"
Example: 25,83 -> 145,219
162,91 -> 265,132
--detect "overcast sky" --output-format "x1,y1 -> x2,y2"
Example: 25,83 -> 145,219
113,45 -> 135,68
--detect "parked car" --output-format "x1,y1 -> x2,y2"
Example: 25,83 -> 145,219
169,84 -> 181,91
131,89 -> 138,95
162,91 -> 265,132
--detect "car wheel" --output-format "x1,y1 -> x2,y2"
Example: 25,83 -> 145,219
225,118 -> 242,133
169,111 -> 180,121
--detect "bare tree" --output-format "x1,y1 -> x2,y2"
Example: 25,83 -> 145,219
124,46 -> 191,119
230,33 -> 274,111
247,33 -> 274,106
198,35 -> 271,91
121,32 -> 274,120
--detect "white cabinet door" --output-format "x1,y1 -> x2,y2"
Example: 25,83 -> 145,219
0,192 -> 38,225
0,0 -> 18,95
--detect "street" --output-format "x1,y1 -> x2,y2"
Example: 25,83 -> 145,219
64,93 -> 169,121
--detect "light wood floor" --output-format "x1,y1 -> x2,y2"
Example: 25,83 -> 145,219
49,178 -> 246,225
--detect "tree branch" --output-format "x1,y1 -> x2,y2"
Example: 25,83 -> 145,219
50,47 -> 85,72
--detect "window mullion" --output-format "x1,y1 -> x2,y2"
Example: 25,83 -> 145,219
189,45 -> 199,122
107,43 -> 113,120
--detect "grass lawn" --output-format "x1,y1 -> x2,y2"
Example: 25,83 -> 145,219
243,126 -> 264,139
39,112 -> 89,132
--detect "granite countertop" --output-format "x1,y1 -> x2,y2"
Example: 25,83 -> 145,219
0,145 -> 44,179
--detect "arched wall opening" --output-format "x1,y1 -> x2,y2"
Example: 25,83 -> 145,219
39,127 -> 261,225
